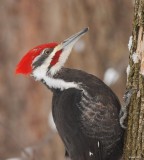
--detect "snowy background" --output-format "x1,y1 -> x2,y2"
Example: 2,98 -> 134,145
0,0 -> 133,160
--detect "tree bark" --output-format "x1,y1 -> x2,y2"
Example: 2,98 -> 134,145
124,0 -> 144,159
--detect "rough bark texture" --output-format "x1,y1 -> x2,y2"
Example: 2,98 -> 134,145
124,0 -> 144,159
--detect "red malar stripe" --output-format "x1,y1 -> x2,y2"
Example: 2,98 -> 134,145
50,50 -> 62,66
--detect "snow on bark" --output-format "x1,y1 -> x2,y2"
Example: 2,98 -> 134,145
132,52 -> 139,63
126,65 -> 130,80
135,27 -> 144,76
128,36 -> 133,51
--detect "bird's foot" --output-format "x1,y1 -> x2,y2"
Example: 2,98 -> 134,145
119,88 -> 136,129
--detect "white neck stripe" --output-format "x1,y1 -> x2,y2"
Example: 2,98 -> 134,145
43,76 -> 79,91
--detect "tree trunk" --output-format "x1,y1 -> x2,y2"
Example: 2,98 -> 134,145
123,0 -> 144,159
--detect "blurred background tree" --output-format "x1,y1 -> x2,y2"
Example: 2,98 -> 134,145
0,0 -> 133,159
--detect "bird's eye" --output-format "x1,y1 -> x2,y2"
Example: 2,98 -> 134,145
32,48 -> 52,69
43,48 -> 53,55
46,50 -> 49,54
44,49 -> 50,54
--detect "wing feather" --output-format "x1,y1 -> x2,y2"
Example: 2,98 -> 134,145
78,92 -> 124,158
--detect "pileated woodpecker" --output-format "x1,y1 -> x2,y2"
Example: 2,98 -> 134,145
16,28 -> 124,160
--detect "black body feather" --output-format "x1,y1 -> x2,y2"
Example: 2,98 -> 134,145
45,68 -> 124,160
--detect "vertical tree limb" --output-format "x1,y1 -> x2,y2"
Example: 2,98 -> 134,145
124,0 -> 144,159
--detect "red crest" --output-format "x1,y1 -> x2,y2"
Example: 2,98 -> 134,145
16,43 -> 58,75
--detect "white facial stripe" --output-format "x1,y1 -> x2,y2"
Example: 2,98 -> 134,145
49,47 -> 72,75
49,41 -> 76,75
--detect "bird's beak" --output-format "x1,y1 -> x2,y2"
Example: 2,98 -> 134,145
61,27 -> 89,49
47,28 -> 89,75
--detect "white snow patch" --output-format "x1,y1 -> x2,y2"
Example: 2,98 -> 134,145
24,147 -> 33,155
89,151 -> 93,156
48,112 -> 57,132
103,68 -> 120,86
140,69 -> 144,76
21,146 -> 33,158
74,40 -> 85,53
132,52 -> 139,63
128,36 -> 133,51
126,65 -> 130,79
